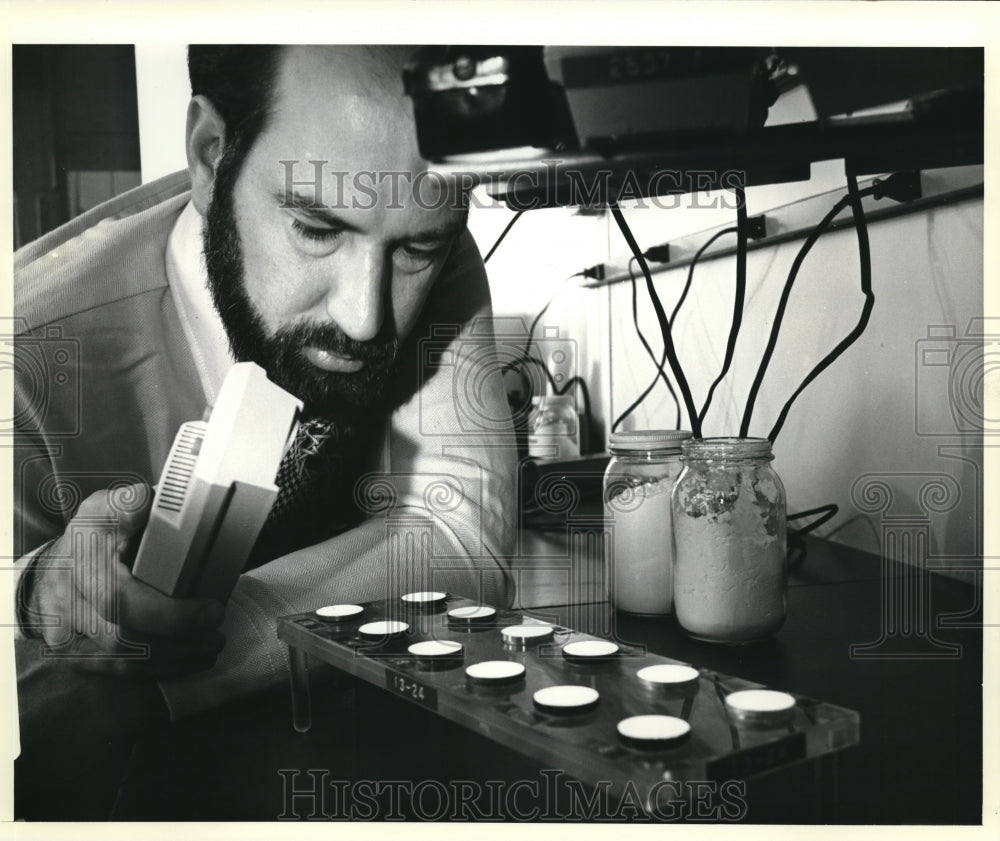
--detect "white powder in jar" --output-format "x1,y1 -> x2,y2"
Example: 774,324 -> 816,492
607,479 -> 675,615
673,476 -> 786,642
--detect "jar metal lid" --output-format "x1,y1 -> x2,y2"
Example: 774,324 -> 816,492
681,437 -> 773,460
608,429 -> 692,452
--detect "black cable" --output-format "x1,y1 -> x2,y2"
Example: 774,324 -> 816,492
612,256 -> 680,433
518,271 -> 583,369
786,503 -> 840,571
697,208 -> 746,427
558,376 -> 592,428
767,174 -> 874,442
521,354 -> 593,424
483,210 -> 525,264
739,183 -> 876,437
671,227 -> 739,325
610,204 -> 702,438
787,503 -> 839,539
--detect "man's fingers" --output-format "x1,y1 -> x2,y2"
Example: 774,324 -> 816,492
76,553 -> 224,639
49,627 -> 224,679
107,563 -> 225,638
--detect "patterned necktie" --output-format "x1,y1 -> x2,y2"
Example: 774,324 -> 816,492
247,417 -> 339,567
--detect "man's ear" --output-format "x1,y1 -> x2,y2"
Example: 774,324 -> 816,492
186,95 -> 226,216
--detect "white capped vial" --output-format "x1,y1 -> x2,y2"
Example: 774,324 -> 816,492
617,715 -> 691,749
357,620 -> 410,639
465,661 -> 526,686
448,605 -> 497,624
533,685 -> 600,715
501,624 -> 555,648
725,689 -> 796,725
562,640 -> 620,662
314,604 -> 364,622
636,664 -> 700,691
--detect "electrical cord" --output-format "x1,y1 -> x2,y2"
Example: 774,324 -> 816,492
610,203 -> 702,438
767,174 -> 875,442
788,503 -> 839,538
671,227 -> 739,325
786,503 -> 840,570
698,192 -> 747,427
615,217 -> 745,433
740,180 -> 876,439
483,210 -> 525,264
611,256 -> 680,432
519,271 -> 584,369
501,273 -> 592,454
521,354 -> 593,426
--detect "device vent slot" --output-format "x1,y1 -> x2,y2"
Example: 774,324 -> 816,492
156,426 -> 204,513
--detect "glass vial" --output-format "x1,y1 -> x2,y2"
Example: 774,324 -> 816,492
671,437 -> 787,643
528,393 -> 580,460
603,430 -> 691,615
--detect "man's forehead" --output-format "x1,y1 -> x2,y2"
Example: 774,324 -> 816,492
278,46 -> 413,99
261,46 -> 427,180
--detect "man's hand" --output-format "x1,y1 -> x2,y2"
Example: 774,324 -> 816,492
23,482 -> 226,679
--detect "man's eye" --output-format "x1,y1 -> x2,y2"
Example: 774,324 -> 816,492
291,218 -> 342,243
396,243 -> 448,271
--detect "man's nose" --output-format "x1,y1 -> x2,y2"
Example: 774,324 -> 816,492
325,245 -> 387,342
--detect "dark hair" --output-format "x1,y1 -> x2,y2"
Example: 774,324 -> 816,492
187,45 -> 284,180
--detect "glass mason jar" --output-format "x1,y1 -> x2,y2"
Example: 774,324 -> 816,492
603,430 -> 692,615
671,437 -> 787,643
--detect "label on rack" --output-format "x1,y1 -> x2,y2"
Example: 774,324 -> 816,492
385,669 -> 438,711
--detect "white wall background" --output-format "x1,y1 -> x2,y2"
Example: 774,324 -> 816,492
135,44 -> 190,182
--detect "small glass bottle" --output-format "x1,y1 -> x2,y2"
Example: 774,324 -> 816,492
528,394 -> 580,460
603,430 -> 691,615
671,437 -> 787,643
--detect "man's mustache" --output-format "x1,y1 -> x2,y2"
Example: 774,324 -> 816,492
274,321 -> 399,366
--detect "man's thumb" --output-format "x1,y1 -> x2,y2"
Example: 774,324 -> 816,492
107,482 -> 153,537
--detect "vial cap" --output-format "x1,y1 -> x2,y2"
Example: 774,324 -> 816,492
725,689 -> 796,724
448,605 -> 497,623
636,664 -> 700,689
562,640 -> 620,661
501,624 -> 555,647
358,620 -> 409,639
314,604 -> 364,622
466,660 -> 526,685
408,640 -> 464,658
401,591 -> 448,605
617,715 -> 691,749
533,685 -> 600,714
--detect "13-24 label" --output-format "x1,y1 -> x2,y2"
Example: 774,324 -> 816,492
385,670 -> 438,711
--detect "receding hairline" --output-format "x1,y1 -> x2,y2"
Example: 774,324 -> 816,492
278,45 -> 417,100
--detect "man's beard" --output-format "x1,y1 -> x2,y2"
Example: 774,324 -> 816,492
201,170 -> 400,426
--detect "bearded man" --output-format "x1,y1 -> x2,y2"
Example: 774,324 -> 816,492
11,45 -> 516,804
